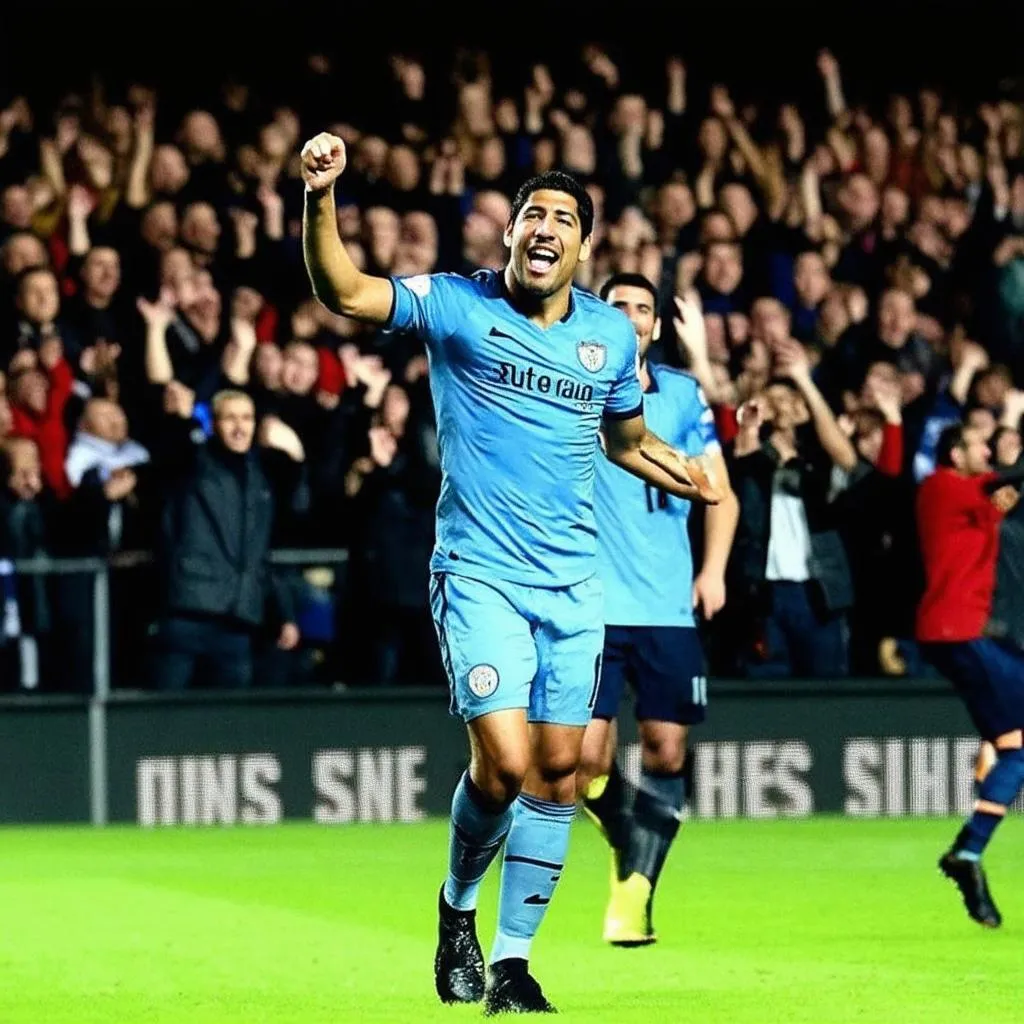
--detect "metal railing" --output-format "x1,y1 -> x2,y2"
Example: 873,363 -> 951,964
6,548 -> 349,824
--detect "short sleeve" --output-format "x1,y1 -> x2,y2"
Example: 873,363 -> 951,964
385,273 -> 463,347
682,382 -> 721,456
603,319 -> 644,420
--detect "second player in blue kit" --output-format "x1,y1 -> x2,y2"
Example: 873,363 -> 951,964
577,275 -> 738,946
299,132 -> 724,1014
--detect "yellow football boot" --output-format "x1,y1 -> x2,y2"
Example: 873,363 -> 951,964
602,872 -> 656,947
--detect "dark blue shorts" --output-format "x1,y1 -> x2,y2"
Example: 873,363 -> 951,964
592,625 -> 707,725
922,639 -> 1024,742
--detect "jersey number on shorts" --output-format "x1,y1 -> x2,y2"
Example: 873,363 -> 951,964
691,675 -> 708,706
645,484 -> 669,513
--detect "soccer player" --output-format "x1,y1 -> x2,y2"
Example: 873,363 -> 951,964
300,133 -> 724,1014
576,277 -> 738,945
916,423 -> 1024,928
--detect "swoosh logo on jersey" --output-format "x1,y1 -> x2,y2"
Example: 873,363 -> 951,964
489,326 -> 520,342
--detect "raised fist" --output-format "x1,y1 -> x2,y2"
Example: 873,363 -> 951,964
300,132 -> 347,191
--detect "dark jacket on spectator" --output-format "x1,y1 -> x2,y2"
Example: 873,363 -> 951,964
730,433 -> 854,615
349,402 -> 440,610
0,489 -> 52,637
158,419 -> 305,628
833,458 -> 921,670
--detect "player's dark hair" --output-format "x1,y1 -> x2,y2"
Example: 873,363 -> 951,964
598,272 -> 658,305
936,422 -> 967,467
510,171 -> 594,242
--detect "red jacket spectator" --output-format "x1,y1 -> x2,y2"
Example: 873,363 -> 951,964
10,355 -> 74,499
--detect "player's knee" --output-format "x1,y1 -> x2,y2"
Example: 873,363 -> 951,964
640,732 -> 687,775
536,747 -> 581,787
472,753 -> 529,806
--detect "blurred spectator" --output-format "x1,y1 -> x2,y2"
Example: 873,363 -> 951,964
150,389 -> 305,689
729,338 -> 856,678
1,38 -> 1023,686
343,382 -> 442,685
9,338 -> 74,497
0,437 -> 51,689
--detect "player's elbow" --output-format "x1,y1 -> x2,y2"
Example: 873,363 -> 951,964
311,289 -> 348,319
319,273 -> 393,325
310,281 -> 363,322
604,444 -> 643,477
305,267 -> 347,317
602,425 -> 642,465
602,440 -> 630,467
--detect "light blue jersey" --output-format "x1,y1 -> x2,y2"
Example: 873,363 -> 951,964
595,364 -> 720,627
388,269 -> 643,589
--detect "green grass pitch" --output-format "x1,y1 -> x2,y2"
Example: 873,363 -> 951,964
1,817 -> 1021,1023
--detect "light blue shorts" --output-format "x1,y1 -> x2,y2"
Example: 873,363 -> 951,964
429,572 -> 604,727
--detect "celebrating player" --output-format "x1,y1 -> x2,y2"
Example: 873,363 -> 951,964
300,133 -> 724,1014
576,277 -> 738,945
916,423 -> 1024,928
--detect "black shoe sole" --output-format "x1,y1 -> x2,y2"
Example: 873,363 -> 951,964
483,999 -> 557,1015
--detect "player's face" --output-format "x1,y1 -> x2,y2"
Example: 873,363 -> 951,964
505,189 -> 591,298
605,284 -> 660,362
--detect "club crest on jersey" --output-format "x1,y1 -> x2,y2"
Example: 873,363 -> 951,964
576,340 -> 607,373
467,664 -> 499,698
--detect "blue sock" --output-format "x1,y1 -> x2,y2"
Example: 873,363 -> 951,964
491,793 -> 576,964
956,748 -> 1024,859
443,772 -> 514,912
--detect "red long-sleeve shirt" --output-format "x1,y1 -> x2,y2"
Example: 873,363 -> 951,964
915,468 -> 1004,643
714,403 -> 738,446
10,357 -> 74,499
875,422 -> 904,477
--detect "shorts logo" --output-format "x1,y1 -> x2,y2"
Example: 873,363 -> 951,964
576,341 -> 607,373
405,274 -> 432,297
467,664 -> 499,698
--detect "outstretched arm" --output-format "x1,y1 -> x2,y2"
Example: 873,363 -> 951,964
301,132 -> 394,323
602,413 -> 724,504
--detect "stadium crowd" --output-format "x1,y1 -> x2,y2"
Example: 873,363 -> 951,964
0,43 -> 1023,692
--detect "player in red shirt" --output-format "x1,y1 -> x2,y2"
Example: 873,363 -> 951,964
917,423 -> 1024,928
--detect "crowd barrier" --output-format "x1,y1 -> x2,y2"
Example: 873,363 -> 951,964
1,552 -> 987,827
2,677 -> 982,826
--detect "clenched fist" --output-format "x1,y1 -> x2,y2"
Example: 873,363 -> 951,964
300,132 -> 347,190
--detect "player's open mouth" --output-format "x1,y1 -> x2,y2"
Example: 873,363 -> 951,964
526,246 -> 558,274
